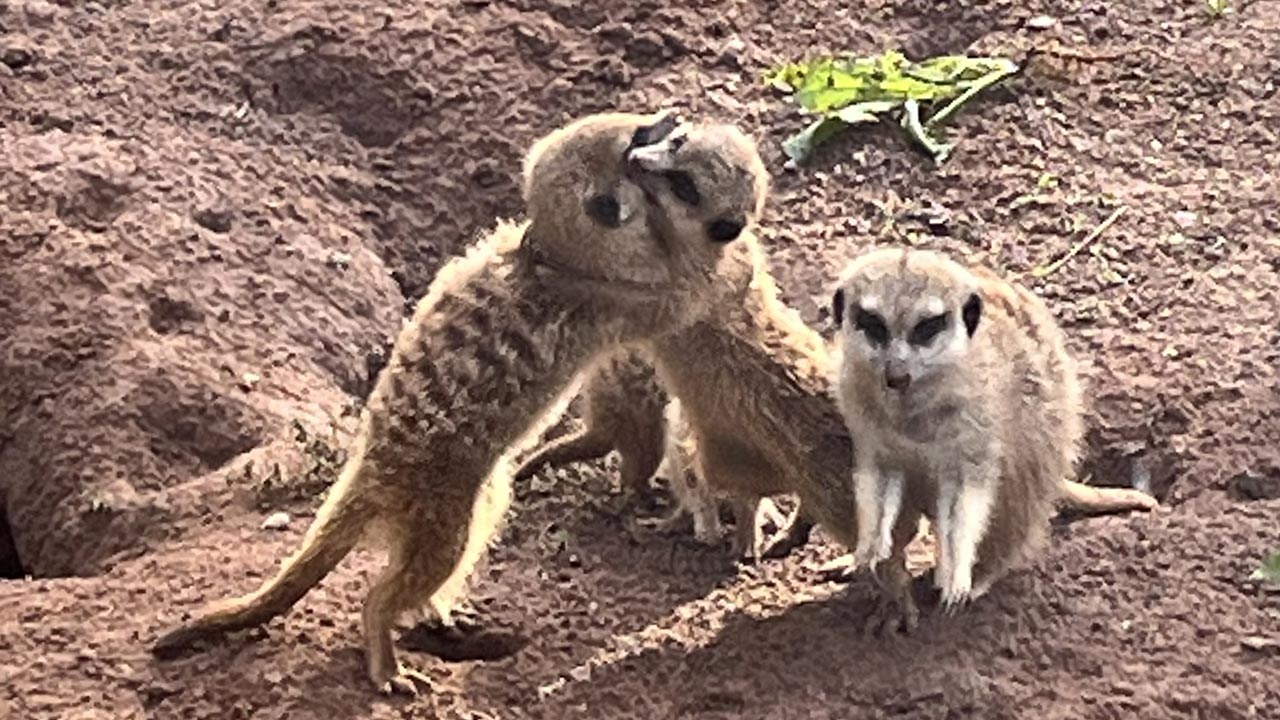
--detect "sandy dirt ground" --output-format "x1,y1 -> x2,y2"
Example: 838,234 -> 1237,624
2,0 -> 1278,718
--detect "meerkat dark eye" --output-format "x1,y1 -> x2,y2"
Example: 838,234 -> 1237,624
663,170 -> 702,206
962,293 -> 983,337
583,193 -> 622,228
854,308 -> 889,346
706,217 -> 744,243
908,312 -> 949,346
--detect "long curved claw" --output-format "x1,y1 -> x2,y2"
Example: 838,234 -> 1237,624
379,665 -> 433,696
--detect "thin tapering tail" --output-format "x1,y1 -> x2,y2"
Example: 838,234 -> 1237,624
152,483 -> 369,657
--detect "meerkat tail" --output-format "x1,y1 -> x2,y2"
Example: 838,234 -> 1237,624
940,476 -> 998,606
1059,479 -> 1158,514
152,474 -> 370,655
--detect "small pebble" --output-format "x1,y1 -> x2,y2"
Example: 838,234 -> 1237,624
326,250 -> 352,269
261,511 -> 291,530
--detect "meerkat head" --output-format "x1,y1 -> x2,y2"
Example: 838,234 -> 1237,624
626,121 -> 769,250
520,110 -> 763,290
832,247 -> 984,394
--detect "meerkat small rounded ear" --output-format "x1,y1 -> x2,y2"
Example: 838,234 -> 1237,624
832,288 -> 846,328
629,112 -> 681,150
962,292 -> 983,337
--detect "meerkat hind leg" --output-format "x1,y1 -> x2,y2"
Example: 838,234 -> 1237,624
643,429 -> 722,544
727,498 -> 764,563
364,515 -> 472,695
617,440 -> 664,509
756,497 -> 787,534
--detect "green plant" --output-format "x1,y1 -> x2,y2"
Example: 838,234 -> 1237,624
1250,552 -> 1280,584
764,50 -> 1019,166
1206,0 -> 1232,18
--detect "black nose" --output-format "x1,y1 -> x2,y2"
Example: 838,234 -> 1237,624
885,371 -> 911,391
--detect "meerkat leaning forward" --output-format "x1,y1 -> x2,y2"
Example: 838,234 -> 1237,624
833,247 -> 1085,616
149,110 -> 769,694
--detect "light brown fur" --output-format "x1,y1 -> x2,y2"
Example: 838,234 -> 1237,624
512,352 -> 667,499
834,247 -> 1087,624
149,111 -> 769,694
519,241 -> 1154,570
518,230 -> 836,562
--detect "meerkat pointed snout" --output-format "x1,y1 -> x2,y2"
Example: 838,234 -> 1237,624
833,247 -> 1083,614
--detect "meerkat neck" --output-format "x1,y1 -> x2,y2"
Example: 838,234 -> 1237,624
515,237 -> 684,304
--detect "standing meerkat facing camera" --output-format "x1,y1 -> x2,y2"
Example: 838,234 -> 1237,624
149,110 -> 770,695
833,247 -> 1085,615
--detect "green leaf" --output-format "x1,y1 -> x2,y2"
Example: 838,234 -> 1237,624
901,98 -> 953,164
765,49 -> 1018,165
1250,552 -> 1280,584
782,116 -> 847,165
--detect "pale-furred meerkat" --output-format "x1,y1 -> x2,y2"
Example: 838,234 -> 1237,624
149,110 -> 770,694
833,246 -> 1087,619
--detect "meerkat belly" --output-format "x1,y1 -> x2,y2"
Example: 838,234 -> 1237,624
365,265 -> 612,496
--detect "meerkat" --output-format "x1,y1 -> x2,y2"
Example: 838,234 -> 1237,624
149,110 -> 770,694
833,247 -> 1086,619
518,242 -> 1153,573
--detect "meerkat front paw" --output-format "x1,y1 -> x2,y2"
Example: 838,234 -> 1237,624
377,664 -> 433,696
